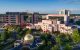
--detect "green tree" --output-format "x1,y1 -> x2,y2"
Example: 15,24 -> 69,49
56,34 -> 73,46
7,31 -> 13,38
40,34 -> 48,45
16,26 -> 21,33
56,35 -> 62,45
64,44 -> 72,50
51,45 -> 60,50
16,34 -> 21,39
37,44 -> 51,50
71,29 -> 80,43
37,45 -> 46,50
0,32 -> 5,41
26,29 -> 31,34
40,33 -> 55,47
75,21 -> 80,25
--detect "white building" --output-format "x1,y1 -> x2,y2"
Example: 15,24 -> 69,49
34,19 -> 73,34
26,13 -> 73,34
38,20 -> 53,32
34,20 -> 58,32
58,24 -> 73,34
46,14 -> 69,24
34,22 -> 42,30
26,23 -> 35,29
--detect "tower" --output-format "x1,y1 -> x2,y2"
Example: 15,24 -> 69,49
59,9 -> 70,25
59,9 -> 70,16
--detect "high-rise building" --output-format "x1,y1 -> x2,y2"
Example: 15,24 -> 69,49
0,14 -> 5,23
32,12 -> 40,24
59,9 -> 70,16
5,12 -> 20,25
0,12 -> 42,26
20,12 -> 33,26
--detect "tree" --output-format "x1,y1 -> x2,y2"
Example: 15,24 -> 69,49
37,45 -> 46,50
64,44 -> 72,50
4,30 -> 9,39
40,33 -> 56,48
71,29 -> 80,43
0,32 -> 5,41
57,34 -> 73,45
69,19 -> 74,23
16,27 -> 21,32
61,34 -> 72,46
7,31 -> 13,38
40,34 -> 48,46
56,35 -> 62,45
37,44 -> 51,50
26,29 -> 31,34
75,21 -> 80,25
51,45 -> 60,50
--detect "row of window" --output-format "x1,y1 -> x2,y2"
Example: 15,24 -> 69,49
5,22 -> 16,23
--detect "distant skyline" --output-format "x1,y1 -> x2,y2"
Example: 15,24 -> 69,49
0,0 -> 80,14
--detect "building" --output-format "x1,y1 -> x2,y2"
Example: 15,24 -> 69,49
32,12 -> 38,24
40,14 -> 48,20
0,12 -> 48,27
70,14 -> 80,22
0,14 -> 5,23
40,20 -> 53,32
20,12 -> 42,25
2,12 -> 20,25
34,22 -> 41,30
59,9 -> 70,16
46,14 -> 69,25
0,14 -> 7,27
20,12 -> 32,26
58,24 -> 73,34
34,19 -> 58,32
26,23 -> 35,29
34,19 -> 73,34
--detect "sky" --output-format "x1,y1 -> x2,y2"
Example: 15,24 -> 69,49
0,0 -> 80,13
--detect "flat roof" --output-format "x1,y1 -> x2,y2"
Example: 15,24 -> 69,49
47,14 -> 66,16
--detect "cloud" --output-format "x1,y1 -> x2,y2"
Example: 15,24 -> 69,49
57,0 -> 80,4
67,0 -> 80,4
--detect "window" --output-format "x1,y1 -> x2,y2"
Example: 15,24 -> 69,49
6,18 -> 8,19
11,20 -> 16,21
61,11 -> 64,14
6,20 -> 8,21
11,18 -> 16,19
11,16 -> 16,17
24,16 -> 28,21
6,22 -> 8,23
11,22 -> 16,23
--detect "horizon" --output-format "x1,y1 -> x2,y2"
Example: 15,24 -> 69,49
0,0 -> 80,14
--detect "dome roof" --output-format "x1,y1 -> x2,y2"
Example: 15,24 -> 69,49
24,34 -> 34,41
